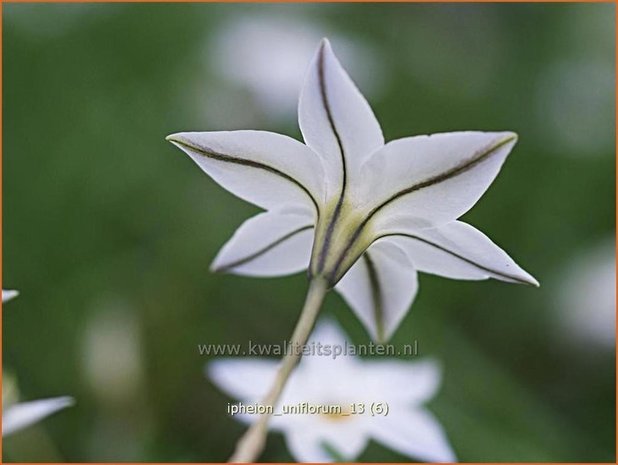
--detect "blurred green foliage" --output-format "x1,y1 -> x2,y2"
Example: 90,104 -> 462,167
3,3 -> 615,462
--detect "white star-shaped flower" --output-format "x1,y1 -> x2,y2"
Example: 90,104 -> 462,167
2,290 -> 74,437
168,39 -> 538,342
209,319 -> 455,462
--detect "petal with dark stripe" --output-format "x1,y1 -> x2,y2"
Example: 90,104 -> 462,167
298,39 -> 383,200
211,210 -> 315,277
167,130 -> 326,213
360,131 -> 518,229
380,220 -> 539,286
335,240 -> 418,342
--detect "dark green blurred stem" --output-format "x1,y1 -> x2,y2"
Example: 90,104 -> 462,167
228,277 -> 329,463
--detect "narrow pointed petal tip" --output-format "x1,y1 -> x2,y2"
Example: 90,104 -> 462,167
2,396 -> 75,437
504,131 -> 518,141
509,255 -> 539,288
55,396 -> 76,408
505,267 -> 539,287
209,259 -> 226,274
524,272 -> 540,288
166,133 -> 199,148
511,265 -> 539,287
166,133 -> 189,150
209,263 -> 221,273
2,289 -> 19,303
498,131 -> 518,151
488,130 -> 518,149
165,133 -> 186,144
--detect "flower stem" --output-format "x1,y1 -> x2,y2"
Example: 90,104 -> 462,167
228,277 -> 329,463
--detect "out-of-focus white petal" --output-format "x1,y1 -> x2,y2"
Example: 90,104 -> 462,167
306,317 -> 348,348
362,359 -> 441,405
285,420 -> 369,462
211,210 -> 315,277
291,321 -> 361,394
82,303 -> 144,405
210,18 -> 384,123
285,428 -> 334,462
2,290 -> 19,303
299,39 -> 383,199
362,131 -> 517,229
2,396 -> 74,437
382,220 -> 538,286
369,410 -> 456,463
335,240 -> 418,342
167,130 -> 325,212
320,423 -> 369,460
208,359 -> 279,403
556,239 -> 615,350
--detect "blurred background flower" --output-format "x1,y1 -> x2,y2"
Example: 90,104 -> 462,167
80,297 -> 147,460
553,239 -> 615,351
2,2 -> 615,462
2,291 -> 74,452
207,319 -> 456,463
209,319 -> 455,462
207,15 -> 383,122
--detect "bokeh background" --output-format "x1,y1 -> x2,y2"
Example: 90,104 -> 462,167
2,3 -> 615,462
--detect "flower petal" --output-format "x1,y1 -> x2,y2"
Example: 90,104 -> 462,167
335,240 -> 418,342
298,39 -> 383,199
361,131 -> 517,229
380,221 -> 539,286
362,358 -> 441,405
306,317 -> 348,348
293,319 -> 361,391
2,396 -> 74,437
369,410 -> 456,462
285,428 -> 335,462
211,210 -> 315,277
2,289 -> 18,303
285,420 -> 369,462
207,359 -> 279,403
167,130 -> 325,212
318,424 -> 369,461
